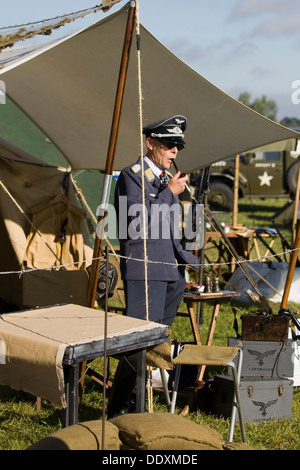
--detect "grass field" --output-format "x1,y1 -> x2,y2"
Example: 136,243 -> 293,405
0,197 -> 299,450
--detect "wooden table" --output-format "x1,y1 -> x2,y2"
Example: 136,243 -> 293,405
205,228 -> 278,274
177,291 -> 239,382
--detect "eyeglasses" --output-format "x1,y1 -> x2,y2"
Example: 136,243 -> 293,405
159,140 -> 184,151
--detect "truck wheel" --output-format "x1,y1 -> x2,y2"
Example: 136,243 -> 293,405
208,181 -> 234,211
287,161 -> 300,195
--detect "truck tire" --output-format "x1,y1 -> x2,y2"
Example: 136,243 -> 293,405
287,161 -> 300,195
208,181 -> 234,211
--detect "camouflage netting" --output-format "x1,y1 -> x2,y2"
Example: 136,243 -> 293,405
0,0 -> 121,51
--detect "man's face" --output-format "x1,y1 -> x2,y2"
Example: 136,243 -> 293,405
146,138 -> 179,170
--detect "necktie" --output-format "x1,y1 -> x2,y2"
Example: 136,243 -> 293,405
159,170 -> 168,188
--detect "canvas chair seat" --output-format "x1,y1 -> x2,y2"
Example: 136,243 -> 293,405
173,345 -> 239,367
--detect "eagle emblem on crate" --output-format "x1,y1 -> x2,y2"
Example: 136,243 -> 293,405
247,348 -> 277,367
252,399 -> 278,417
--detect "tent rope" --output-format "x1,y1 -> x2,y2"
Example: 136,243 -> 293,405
135,0 -> 149,323
135,0 -> 153,413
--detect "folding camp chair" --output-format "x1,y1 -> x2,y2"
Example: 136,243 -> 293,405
170,344 -> 246,443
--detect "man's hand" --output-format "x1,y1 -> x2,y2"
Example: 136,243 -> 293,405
168,171 -> 188,196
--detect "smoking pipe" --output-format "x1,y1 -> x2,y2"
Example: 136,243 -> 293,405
172,160 -> 197,203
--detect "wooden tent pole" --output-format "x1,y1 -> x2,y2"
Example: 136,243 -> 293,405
79,2 -> 136,400
280,223 -> 300,309
86,1 -> 136,309
292,160 -> 300,245
232,154 -> 239,227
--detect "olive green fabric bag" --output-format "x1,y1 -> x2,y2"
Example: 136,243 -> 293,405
110,413 -> 224,450
27,420 -> 121,450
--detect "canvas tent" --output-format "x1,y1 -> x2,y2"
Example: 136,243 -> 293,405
0,2 -> 299,311
0,2 -> 299,175
0,137 -> 93,309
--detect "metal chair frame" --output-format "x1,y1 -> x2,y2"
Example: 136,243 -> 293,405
169,345 -> 246,443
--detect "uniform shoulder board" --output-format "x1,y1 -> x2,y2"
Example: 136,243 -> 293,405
131,163 -> 141,173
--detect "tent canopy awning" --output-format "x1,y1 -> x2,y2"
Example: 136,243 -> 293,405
0,3 -> 299,173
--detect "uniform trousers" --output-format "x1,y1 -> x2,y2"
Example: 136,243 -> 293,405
108,268 -> 186,411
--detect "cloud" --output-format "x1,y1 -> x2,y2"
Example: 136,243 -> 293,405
250,66 -> 272,80
230,0 -> 299,18
166,34 -> 257,70
229,0 -> 300,39
224,40 -> 257,61
253,13 -> 300,38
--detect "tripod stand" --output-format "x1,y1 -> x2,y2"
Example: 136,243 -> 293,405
187,166 -> 272,315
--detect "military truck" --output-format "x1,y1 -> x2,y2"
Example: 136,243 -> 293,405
191,147 -> 300,211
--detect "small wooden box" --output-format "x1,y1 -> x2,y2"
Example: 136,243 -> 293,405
241,314 -> 289,341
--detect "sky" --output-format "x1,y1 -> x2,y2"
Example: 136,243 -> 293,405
1,0 -> 300,121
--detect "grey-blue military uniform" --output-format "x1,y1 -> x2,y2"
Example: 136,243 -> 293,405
115,156 -> 198,283
108,115 -> 199,418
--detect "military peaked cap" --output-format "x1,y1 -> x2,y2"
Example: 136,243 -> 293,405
143,115 -> 187,147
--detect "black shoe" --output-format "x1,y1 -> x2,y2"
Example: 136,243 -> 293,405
127,393 -> 148,414
107,400 -> 135,419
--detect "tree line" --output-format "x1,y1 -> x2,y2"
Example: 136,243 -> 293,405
238,91 -> 300,128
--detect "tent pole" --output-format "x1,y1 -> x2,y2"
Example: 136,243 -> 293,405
79,2 -> 136,401
280,223 -> 300,310
292,159 -> 300,245
232,154 -> 239,227
86,1 -> 136,309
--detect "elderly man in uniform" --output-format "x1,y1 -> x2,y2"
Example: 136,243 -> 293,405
108,115 -> 199,418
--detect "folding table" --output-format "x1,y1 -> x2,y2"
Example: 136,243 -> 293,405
0,304 -> 170,426
175,290 -> 240,414
178,291 -> 239,347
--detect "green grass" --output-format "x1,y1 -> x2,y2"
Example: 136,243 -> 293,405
1,300 -> 298,450
0,197 -> 299,450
